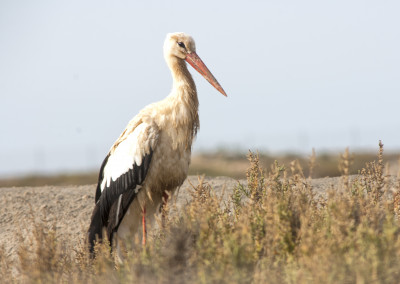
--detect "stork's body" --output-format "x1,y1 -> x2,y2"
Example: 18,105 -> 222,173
88,32 -> 226,255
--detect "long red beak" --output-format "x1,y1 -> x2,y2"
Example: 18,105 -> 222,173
185,52 -> 227,97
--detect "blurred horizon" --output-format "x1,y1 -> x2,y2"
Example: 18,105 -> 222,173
1,0 -> 399,177
1,147 -> 398,180
1,149 -> 399,186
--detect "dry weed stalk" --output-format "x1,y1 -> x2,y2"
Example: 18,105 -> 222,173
308,148 -> 316,179
339,147 -> 353,191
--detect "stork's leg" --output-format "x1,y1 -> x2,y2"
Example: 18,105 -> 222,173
142,206 -> 147,246
161,191 -> 169,228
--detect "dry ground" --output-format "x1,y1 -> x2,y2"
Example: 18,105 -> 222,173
0,176 -> 340,264
0,177 -> 235,262
0,175 -> 339,264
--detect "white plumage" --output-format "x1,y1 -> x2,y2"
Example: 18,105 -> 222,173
100,122 -> 158,190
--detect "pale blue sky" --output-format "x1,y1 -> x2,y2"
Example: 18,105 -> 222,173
1,0 -> 399,176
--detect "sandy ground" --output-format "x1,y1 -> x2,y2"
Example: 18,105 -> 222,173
0,175 -> 344,262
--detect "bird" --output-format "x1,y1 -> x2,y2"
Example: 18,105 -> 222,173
87,32 -> 227,257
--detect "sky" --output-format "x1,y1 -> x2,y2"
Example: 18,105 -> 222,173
1,0 -> 399,177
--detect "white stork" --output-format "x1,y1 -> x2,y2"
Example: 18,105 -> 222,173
88,32 -> 227,255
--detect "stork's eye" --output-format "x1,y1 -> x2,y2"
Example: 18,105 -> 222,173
177,42 -> 186,49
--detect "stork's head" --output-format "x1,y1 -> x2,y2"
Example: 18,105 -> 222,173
164,32 -> 227,97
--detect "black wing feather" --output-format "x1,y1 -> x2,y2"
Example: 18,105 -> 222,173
106,189 -> 138,243
95,154 -> 110,203
98,150 -> 153,225
88,150 -> 154,253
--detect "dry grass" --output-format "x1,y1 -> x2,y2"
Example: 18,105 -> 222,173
2,143 -> 400,283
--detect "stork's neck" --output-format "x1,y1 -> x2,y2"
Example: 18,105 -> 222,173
166,56 -> 200,147
169,58 -> 197,97
166,57 -> 199,110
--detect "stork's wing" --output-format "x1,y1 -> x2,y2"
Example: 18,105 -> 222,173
88,121 -> 159,249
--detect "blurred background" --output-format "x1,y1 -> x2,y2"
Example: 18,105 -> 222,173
1,0 -> 399,184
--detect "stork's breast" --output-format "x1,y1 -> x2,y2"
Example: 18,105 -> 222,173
146,129 -> 192,192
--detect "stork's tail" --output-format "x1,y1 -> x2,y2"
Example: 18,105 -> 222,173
88,202 -> 104,255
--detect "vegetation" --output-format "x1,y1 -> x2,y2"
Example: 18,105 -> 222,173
1,143 -> 400,283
